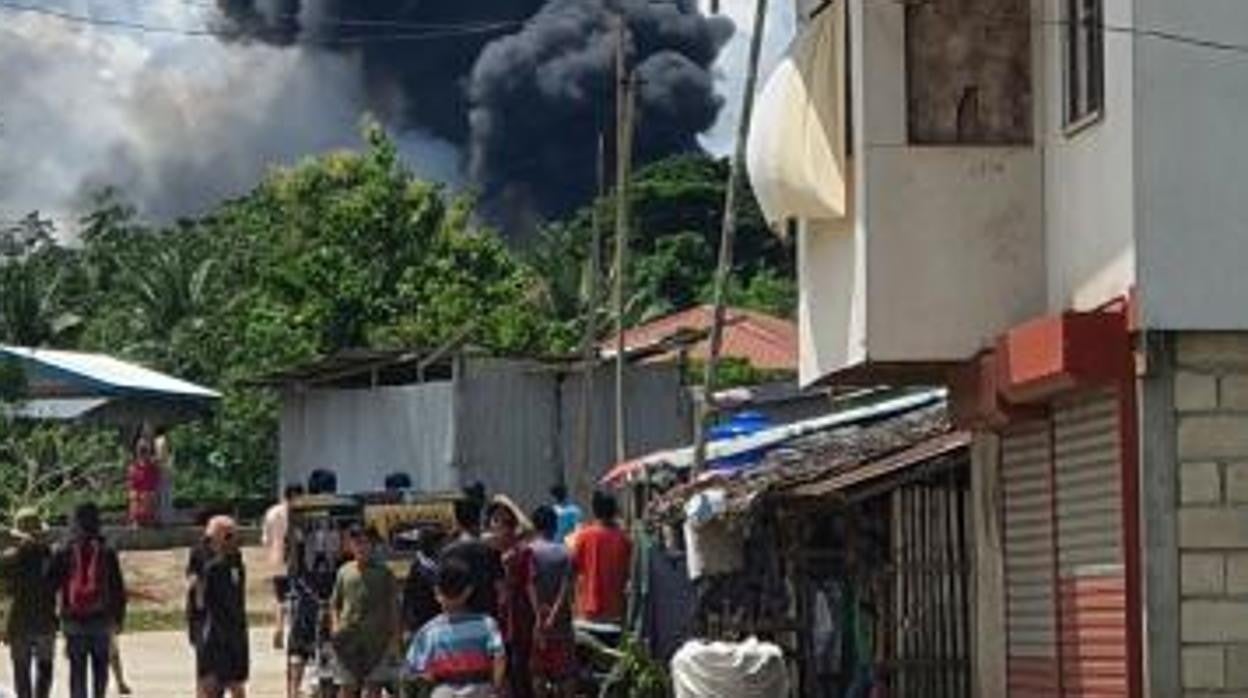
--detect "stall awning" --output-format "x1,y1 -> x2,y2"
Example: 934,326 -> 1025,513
0,346 -> 220,401
782,430 -> 971,500
746,0 -> 848,229
600,388 -> 945,487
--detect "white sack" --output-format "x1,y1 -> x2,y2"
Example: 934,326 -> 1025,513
671,637 -> 790,698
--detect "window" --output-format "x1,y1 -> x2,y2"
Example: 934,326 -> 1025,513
1064,0 -> 1104,129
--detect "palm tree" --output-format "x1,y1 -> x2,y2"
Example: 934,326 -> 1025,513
117,245 -> 216,351
0,262 -> 79,347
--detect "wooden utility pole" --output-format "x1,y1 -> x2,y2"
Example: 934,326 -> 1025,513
612,19 -> 637,468
572,133 -> 607,505
692,0 -> 770,473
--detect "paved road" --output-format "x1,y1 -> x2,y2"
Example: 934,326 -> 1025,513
0,628 -> 287,698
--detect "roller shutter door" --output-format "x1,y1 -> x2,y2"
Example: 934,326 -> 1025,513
1001,421 -> 1059,697
1052,391 -> 1128,697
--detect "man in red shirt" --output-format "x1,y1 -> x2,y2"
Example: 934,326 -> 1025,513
569,491 -> 632,623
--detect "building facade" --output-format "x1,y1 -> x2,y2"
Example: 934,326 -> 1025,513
747,0 -> 1248,694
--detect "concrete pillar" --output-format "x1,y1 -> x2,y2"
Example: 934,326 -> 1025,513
971,431 -> 1006,698
1140,332 -> 1181,698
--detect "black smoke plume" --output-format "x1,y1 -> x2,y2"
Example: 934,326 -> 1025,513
216,0 -> 732,237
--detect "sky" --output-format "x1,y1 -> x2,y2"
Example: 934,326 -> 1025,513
0,0 -> 797,232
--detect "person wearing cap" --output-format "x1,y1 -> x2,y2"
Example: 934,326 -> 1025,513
486,495 -> 536,698
0,507 -> 57,698
196,516 -> 249,698
330,524 -> 398,698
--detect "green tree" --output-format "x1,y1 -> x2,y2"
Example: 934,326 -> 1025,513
532,152 -> 796,337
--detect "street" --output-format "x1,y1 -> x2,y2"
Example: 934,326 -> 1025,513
0,628 -> 287,698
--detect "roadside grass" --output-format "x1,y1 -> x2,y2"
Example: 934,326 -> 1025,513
125,608 -> 274,633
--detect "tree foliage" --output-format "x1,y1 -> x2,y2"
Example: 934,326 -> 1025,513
0,131 -> 794,511
529,153 -> 796,329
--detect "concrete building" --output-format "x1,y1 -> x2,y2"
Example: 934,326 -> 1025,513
746,0 -> 1248,695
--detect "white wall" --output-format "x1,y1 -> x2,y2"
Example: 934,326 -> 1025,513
797,202 -> 864,386
1042,0 -> 1137,314
279,383 -> 457,495
1133,0 -> 1248,328
856,0 -> 1046,364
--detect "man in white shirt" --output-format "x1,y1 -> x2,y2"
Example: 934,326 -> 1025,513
261,484 -> 303,649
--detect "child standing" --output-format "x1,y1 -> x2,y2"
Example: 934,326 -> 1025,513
407,558 -> 506,698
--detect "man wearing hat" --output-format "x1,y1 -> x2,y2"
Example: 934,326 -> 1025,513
0,507 -> 58,698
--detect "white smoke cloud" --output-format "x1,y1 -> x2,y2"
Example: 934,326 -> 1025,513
698,0 -> 797,155
0,0 -> 770,234
0,0 -> 461,233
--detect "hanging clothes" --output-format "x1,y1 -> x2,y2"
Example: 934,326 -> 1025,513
644,543 -> 697,662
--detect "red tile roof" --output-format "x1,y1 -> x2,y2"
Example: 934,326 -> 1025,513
602,305 -> 798,371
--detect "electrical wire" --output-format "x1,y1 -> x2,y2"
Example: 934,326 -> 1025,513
0,0 -> 524,44
883,0 -> 1248,59
170,0 -> 523,33
7,0 -> 1248,58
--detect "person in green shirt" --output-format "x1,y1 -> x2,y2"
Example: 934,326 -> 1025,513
331,524 -> 399,698
1,507 -> 58,698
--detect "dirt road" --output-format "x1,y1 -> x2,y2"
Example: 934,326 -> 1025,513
0,627 -> 288,697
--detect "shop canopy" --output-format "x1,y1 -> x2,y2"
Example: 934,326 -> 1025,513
601,388 -> 945,487
0,346 -> 220,426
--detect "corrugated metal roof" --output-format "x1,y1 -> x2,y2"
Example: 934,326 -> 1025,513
644,397 -> 959,524
601,305 -> 799,371
0,346 -> 219,400
3,397 -> 110,421
602,388 -> 946,485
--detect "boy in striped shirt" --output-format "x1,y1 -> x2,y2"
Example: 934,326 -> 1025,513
407,558 -> 506,698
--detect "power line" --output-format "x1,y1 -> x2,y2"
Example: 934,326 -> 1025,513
171,0 -> 524,33
8,0 -> 1248,59
0,1 -> 523,44
883,0 -> 1248,59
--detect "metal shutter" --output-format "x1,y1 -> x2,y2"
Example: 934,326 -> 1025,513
1001,421 -> 1060,697
1052,391 -> 1128,697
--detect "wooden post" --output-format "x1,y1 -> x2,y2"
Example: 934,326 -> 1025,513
692,0 -> 770,473
572,134 -> 607,505
612,19 -> 637,468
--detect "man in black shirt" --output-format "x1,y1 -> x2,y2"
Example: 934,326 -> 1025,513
401,527 -> 444,637
197,516 -> 249,698
438,497 -> 503,618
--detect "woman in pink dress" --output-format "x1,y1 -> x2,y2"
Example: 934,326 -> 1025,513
127,438 -> 160,527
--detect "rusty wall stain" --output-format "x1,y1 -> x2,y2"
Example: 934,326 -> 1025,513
906,0 -> 1033,144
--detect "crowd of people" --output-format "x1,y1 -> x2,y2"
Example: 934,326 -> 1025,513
263,483 -> 633,698
0,481 -> 631,698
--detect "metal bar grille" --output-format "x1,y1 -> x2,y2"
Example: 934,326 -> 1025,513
887,465 -> 972,697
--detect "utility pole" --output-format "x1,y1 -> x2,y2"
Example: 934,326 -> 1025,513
572,133 -> 607,505
692,0 -> 770,474
612,18 -> 637,468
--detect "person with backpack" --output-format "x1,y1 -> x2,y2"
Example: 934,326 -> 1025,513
49,502 -> 127,698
